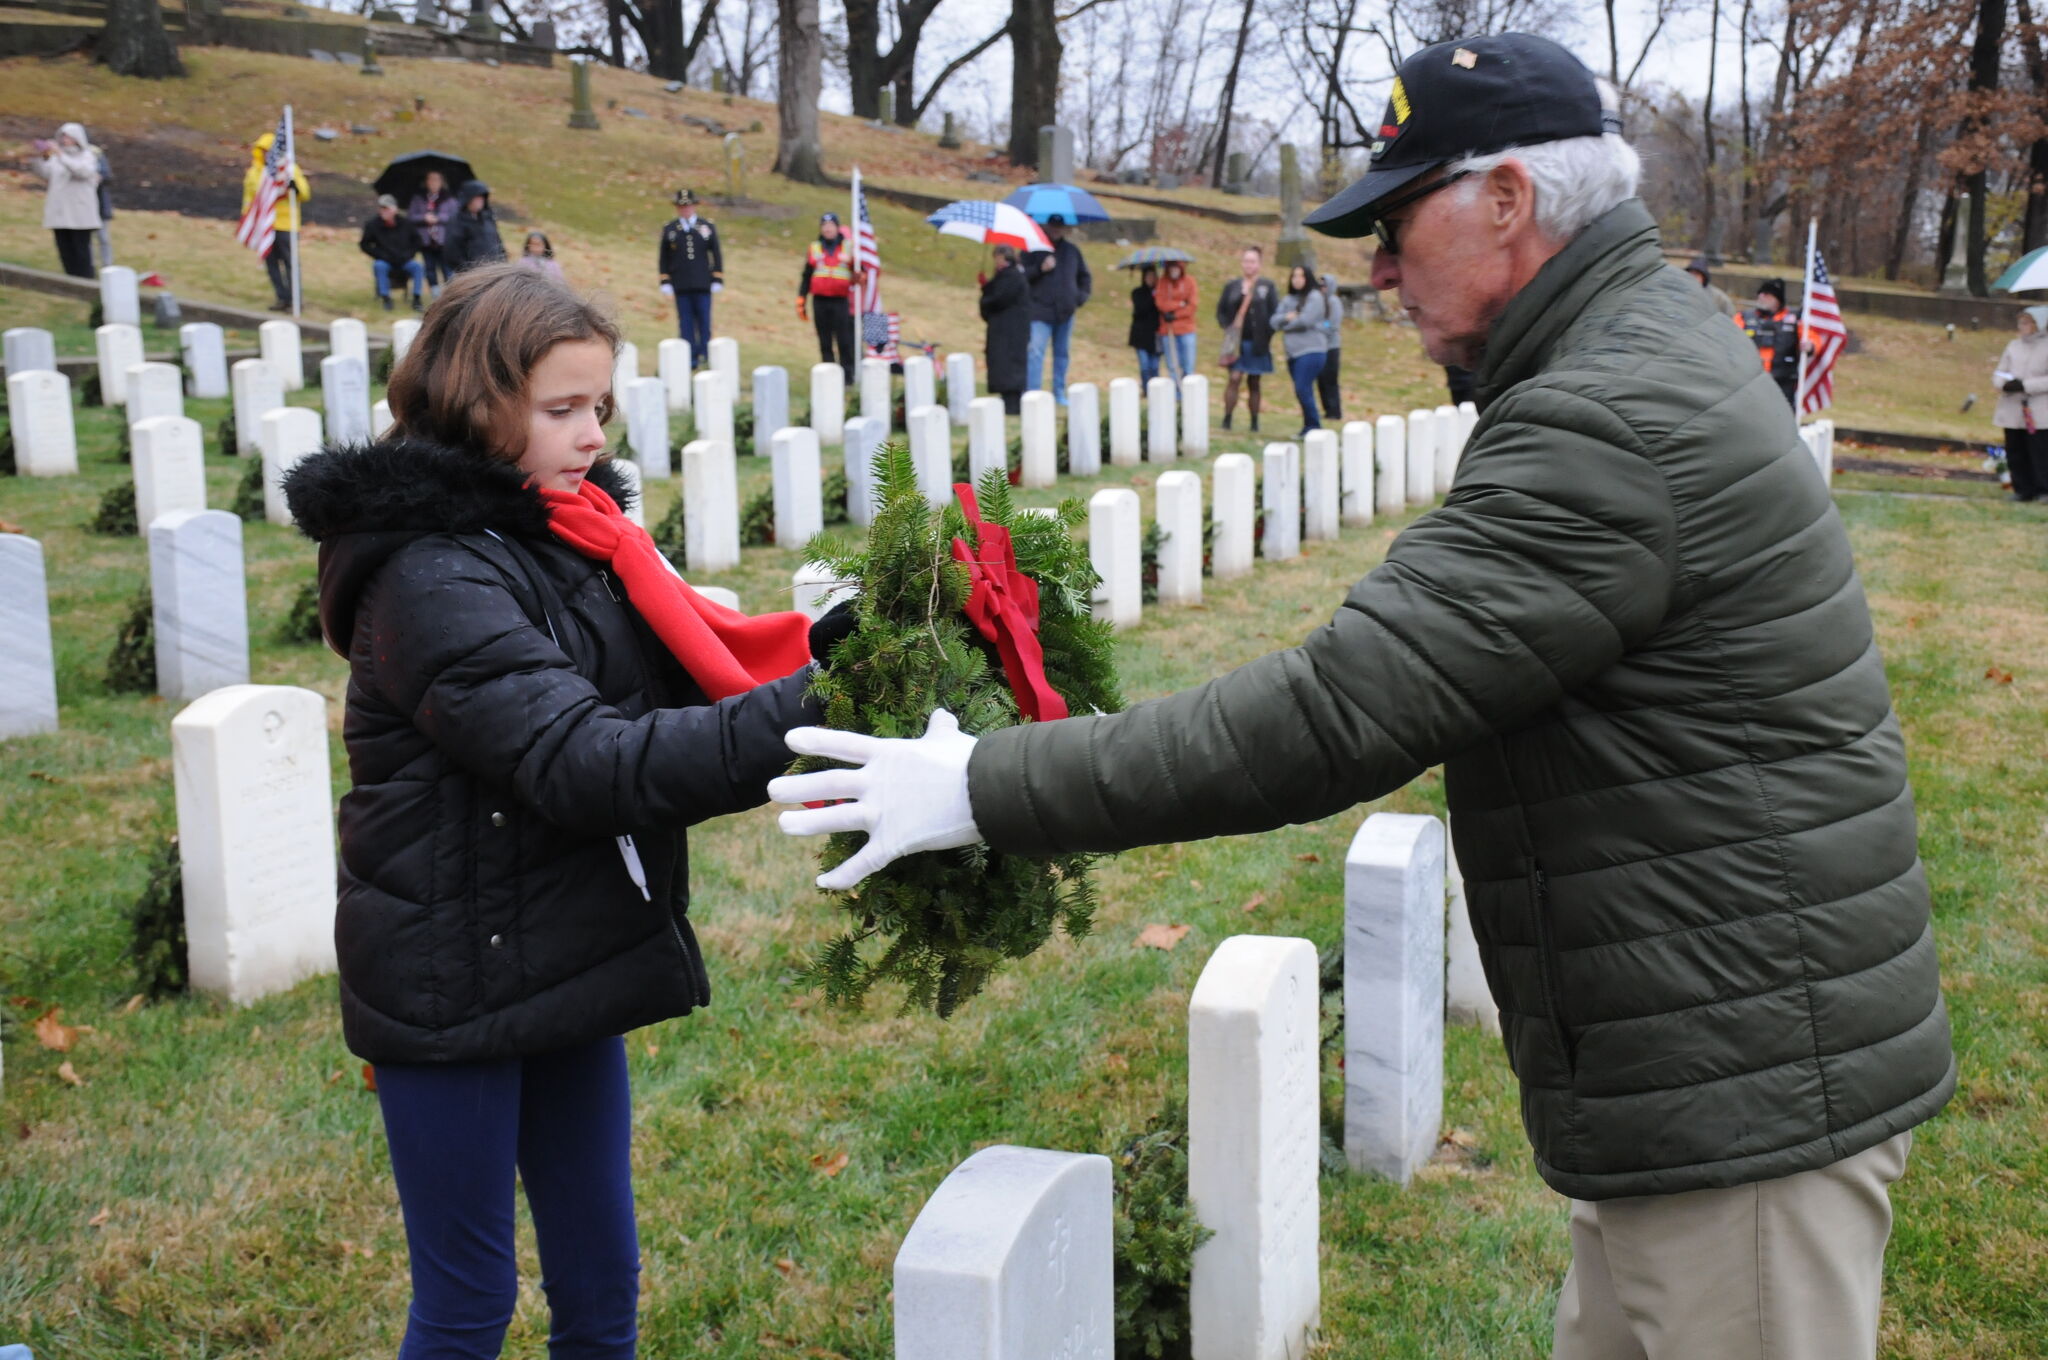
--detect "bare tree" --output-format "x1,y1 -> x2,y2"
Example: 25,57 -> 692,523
776,0 -> 826,181
716,0 -> 779,95
1009,0 -> 1062,168
1208,0 -> 1259,186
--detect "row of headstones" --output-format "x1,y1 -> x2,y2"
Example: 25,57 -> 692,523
1800,418 -> 1836,483
892,809 -> 1484,1358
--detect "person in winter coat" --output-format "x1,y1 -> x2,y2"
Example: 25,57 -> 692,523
1744,277 -> 1804,406
281,263 -> 849,1360
770,36 -> 1950,1360
516,230 -> 565,284
659,188 -> 723,365
797,211 -> 857,381
1128,264 -> 1165,384
1269,264 -> 1330,434
241,130 -> 313,310
443,179 -> 506,276
1685,256 -> 1739,319
1153,260 -> 1199,381
1316,271 -> 1343,418
1215,245 -> 1279,432
408,169 -> 457,299
91,136 -> 114,269
359,194 -> 426,311
1022,215 -> 1091,403
1991,304 -> 2048,502
25,123 -> 102,279
980,244 -> 1032,414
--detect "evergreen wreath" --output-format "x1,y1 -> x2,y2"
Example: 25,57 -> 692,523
792,442 -> 1123,1018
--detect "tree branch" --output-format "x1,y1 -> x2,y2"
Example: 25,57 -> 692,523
1057,0 -> 1119,22
911,19 -> 1011,120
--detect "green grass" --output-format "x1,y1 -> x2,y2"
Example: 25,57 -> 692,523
0,371 -> 2042,1356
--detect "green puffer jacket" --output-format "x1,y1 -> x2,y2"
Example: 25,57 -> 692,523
967,199 -> 1954,1200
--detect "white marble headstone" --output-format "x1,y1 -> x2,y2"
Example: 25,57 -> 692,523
624,376 -> 671,478
842,414 -> 884,528
1373,414 -> 1406,514
966,396 -> 1007,487
1154,469 -> 1203,607
259,319 -> 305,391
1088,487 -> 1141,630
1404,409 -> 1436,507
790,561 -> 851,622
1210,452 -> 1254,580
707,335 -> 740,406
610,454 -> 645,527
895,1144 -> 1114,1360
171,683 -> 338,1005
1455,400 -> 1478,454
611,340 -> 640,402
127,361 -> 184,424
321,354 -> 373,446
1189,934 -> 1321,1360
99,264 -> 141,327
372,399 -> 394,439
1261,442 -> 1301,561
1433,402 -> 1461,494
681,438 -> 740,573
1180,372 -> 1210,458
231,360 -> 284,458
1018,390 -> 1057,488
7,370 -> 78,477
390,317 -> 422,366
1301,429 -> 1339,541
809,360 -> 844,444
693,368 -> 734,453
1442,814 -> 1498,1033
132,415 -> 208,534
151,509 -> 250,701
0,535 -> 59,738
1107,377 -> 1141,467
95,323 -> 144,407
909,404 -> 953,506
770,426 -> 823,546
1339,420 -> 1373,528
1147,375 -> 1177,463
3,326 -> 56,380
752,365 -> 791,452
179,322 -> 230,399
1343,812 -> 1445,1184
328,317 -> 369,366
259,406 -> 323,526
658,337 -> 694,413
859,356 -> 893,438
945,350 -> 976,426
1066,382 -> 1101,477
695,584 -> 740,611
902,353 -> 937,416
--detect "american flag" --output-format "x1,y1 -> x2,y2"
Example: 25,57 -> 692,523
1797,245 -> 1847,415
235,112 -> 292,258
850,167 -> 899,360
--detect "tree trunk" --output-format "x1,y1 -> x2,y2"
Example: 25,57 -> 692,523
1736,0 -> 1754,255
1701,0 -> 1719,253
1887,119 -> 1934,281
1208,0 -> 1255,188
2017,0 -> 2048,250
607,0 -> 626,68
845,0 -> 882,119
1935,184 -> 1961,286
1965,0 -> 2008,295
1008,0 -> 1061,170
101,0 -> 183,78
774,0 -> 825,183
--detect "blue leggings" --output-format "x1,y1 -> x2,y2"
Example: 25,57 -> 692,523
374,1035 -> 640,1359
1288,351 -> 1327,430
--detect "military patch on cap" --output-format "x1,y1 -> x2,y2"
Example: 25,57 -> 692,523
1373,76 -> 1413,157
1452,46 -> 1477,68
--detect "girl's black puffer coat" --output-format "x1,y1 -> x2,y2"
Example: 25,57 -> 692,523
283,437 -> 818,1064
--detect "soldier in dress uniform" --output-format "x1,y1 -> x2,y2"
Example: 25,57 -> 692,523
659,188 -> 723,365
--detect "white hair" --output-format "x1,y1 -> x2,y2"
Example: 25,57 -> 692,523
1448,133 -> 1642,242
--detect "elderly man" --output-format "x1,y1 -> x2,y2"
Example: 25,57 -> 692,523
770,33 -> 1951,1360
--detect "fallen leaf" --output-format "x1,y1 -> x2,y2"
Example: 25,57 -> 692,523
810,1149 -> 850,1178
645,1041 -> 660,1058
118,994 -> 145,1016
27,771 -> 62,784
0,519 -> 24,534
1135,923 -> 1190,950
1189,879 -> 1203,890
87,1205 -> 110,1228
773,1256 -> 797,1277
1241,891 -> 1267,914
1442,1126 -> 1479,1149
56,1061 -> 84,1087
1295,852 -> 1321,863
1103,1052 -> 1129,1072
34,1008 -> 81,1051
1986,665 -> 2015,684
9,996 -> 39,1009
325,1069 -> 344,1086
249,1026 -> 263,1042
361,1063 -> 378,1093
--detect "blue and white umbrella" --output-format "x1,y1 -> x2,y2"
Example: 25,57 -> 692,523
926,199 -> 1054,252
1002,182 -> 1111,225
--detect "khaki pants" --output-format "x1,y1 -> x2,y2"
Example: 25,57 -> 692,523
1553,1132 -> 1912,1360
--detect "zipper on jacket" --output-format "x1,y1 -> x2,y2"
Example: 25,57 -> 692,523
1531,864 -> 1577,1077
616,834 -> 652,902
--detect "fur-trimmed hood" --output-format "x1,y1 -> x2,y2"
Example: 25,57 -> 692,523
283,434 -> 634,655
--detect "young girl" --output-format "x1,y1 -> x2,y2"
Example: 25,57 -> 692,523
517,229 -> 565,283
284,263 -> 843,1359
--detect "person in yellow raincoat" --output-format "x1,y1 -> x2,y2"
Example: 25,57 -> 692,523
242,131 -> 312,311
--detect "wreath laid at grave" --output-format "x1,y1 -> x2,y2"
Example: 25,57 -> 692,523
792,443 -> 1122,1018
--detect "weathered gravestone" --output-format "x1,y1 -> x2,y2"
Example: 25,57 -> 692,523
1066,382 -> 1101,476
1261,442 -> 1301,561
1189,935 -> 1321,1360
328,317 -> 369,366
231,359 -> 284,457
859,357 -> 893,437
95,323 -> 144,407
3,327 -> 56,381
1088,487 -> 1141,630
1180,372 -> 1210,458
127,361 -> 184,424
1274,145 -> 1315,276
171,684 -> 338,1004
895,1144 -> 1113,1360
681,439 -> 739,573
1210,452 -> 1254,579
902,353 -> 937,416
752,365 -> 790,451
624,376 -> 671,478
132,415 -> 208,534
1373,414 -> 1406,514
1018,390 -> 1056,488
99,264 -> 141,327
841,414 -> 883,527
770,426 -> 823,546
966,397 -> 1006,486
1404,409 -> 1436,507
1224,150 -> 1249,195
1302,429 -> 1339,541
7,370 -> 78,476
260,407 -> 324,526
1107,378 -> 1141,467
707,336 -> 740,407
568,58 -> 601,130
1036,125 -> 1076,185
151,509 -> 250,701
1147,375 -> 1177,463
809,361 -> 844,445
938,111 -> 961,150
1154,469 -> 1203,607
0,535 -> 60,738
321,354 -> 374,446
259,320 -> 305,391
659,338 -> 694,413
1343,812 -> 1445,1184
945,351 -> 975,425
909,405 -> 953,506
179,322 -> 230,399
1340,420 -> 1373,527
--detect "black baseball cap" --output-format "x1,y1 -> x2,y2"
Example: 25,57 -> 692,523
1305,32 -> 1619,239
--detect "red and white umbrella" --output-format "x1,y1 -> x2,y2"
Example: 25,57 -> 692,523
925,199 -> 1054,253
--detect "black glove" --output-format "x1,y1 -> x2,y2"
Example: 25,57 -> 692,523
2004,378 -> 2027,394
808,600 -> 858,665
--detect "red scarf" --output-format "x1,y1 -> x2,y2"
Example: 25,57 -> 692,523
539,477 -> 812,701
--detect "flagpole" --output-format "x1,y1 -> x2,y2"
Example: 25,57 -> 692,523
1794,217 -> 1815,423
285,104 -> 302,320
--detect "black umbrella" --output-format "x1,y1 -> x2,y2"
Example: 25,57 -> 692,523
374,150 -> 476,203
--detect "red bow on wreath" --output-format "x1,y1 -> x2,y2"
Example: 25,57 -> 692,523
950,484 -> 1070,723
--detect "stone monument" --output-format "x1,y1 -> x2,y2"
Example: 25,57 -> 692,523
1275,144 -> 1316,275
568,59 -> 601,131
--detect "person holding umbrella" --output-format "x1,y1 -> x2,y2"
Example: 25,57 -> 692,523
1155,259 -> 1199,382
798,211 -> 858,382
409,170 -> 457,300
1023,215 -> 1091,404
980,244 -> 1032,414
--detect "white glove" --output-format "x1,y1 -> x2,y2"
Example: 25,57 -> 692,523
767,709 -> 981,891
659,282 -> 674,297
710,281 -> 725,295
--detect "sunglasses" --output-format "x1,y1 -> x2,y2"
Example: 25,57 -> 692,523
1371,170 -> 1474,255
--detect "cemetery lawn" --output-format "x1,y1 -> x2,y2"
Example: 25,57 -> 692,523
0,371 -> 2043,1357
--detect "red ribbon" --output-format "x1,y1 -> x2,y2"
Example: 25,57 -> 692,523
950,484 -> 1070,723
